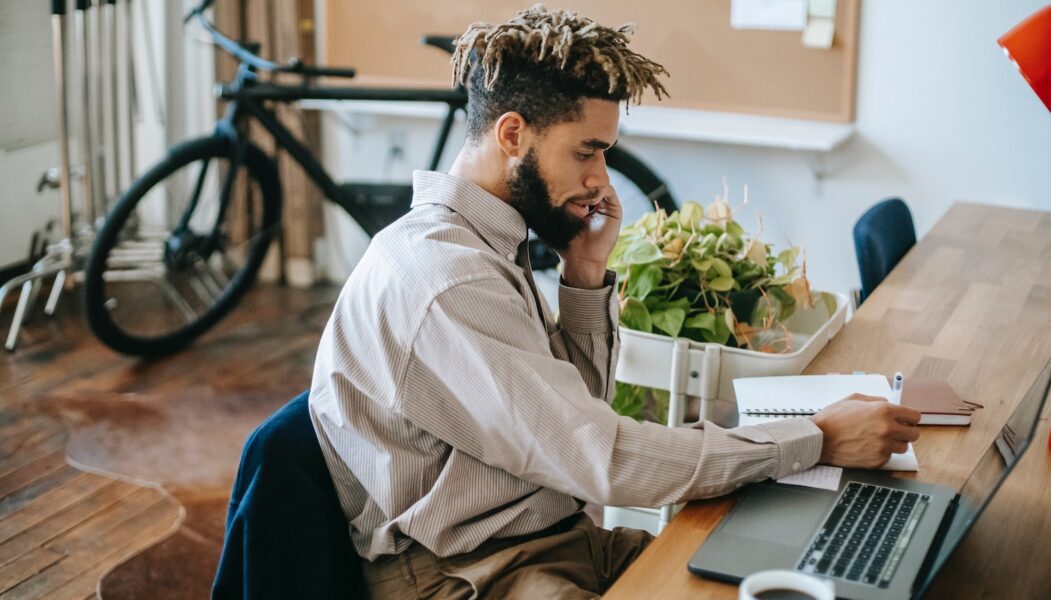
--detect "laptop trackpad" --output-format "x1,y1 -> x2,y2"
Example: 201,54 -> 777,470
728,484 -> 832,544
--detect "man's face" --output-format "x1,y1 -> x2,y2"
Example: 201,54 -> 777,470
505,99 -> 619,252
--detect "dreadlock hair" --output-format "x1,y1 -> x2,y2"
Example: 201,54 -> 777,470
451,5 -> 669,141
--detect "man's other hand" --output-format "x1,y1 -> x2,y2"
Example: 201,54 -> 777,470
809,393 -> 922,469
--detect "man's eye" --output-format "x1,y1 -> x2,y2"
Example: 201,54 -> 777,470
577,152 -> 595,161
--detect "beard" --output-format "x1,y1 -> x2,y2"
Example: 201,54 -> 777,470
506,148 -> 587,253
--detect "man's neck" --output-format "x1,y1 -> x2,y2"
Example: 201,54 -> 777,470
448,145 -> 510,204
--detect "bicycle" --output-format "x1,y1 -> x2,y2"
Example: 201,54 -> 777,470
83,0 -> 678,357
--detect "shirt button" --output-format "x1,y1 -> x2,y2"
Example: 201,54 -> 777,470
506,253 -> 515,262
792,461 -> 801,471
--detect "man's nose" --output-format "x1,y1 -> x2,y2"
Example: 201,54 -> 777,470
583,157 -> 610,191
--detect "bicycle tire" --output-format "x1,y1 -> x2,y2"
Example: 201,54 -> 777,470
530,145 -> 677,269
605,145 -> 677,216
84,135 -> 282,356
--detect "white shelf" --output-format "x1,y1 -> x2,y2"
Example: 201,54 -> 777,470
618,105 -> 854,152
299,99 -> 455,121
300,100 -> 853,153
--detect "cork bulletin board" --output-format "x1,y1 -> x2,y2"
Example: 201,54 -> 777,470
325,0 -> 860,123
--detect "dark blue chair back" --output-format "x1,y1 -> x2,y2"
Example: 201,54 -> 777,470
212,390 -> 367,599
853,198 -> 917,304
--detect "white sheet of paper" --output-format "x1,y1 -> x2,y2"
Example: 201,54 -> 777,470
808,0 -> 837,18
778,465 -> 842,490
731,0 -> 807,31
802,16 -> 836,49
734,374 -> 920,472
883,444 -> 919,471
735,374 -> 894,427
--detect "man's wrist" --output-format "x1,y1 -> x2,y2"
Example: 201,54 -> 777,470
808,414 -> 831,464
560,261 -> 608,289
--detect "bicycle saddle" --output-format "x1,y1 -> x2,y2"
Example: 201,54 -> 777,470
420,35 -> 457,56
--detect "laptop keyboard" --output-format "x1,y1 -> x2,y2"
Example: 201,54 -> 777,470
797,482 -> 930,588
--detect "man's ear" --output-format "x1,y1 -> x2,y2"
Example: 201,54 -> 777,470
493,112 -> 528,158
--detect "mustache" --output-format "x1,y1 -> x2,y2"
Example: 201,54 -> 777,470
568,188 -> 603,204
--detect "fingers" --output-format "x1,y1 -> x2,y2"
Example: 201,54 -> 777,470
599,186 -> 622,218
845,392 -> 889,403
888,403 -> 922,426
888,420 -> 920,443
887,440 -> 910,454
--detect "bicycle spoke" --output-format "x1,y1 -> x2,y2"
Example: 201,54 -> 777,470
188,275 -> 219,306
198,265 -> 226,298
158,278 -> 200,323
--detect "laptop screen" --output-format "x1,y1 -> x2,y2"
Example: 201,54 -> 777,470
914,360 -> 1051,595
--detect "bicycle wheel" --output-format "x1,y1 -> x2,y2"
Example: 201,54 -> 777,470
84,135 -> 282,356
530,144 -> 677,269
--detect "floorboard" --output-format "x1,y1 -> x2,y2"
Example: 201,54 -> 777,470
0,283 -> 337,598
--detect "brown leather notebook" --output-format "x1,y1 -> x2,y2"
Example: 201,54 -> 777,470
901,378 -> 980,425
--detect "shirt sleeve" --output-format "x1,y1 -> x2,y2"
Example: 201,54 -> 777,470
400,277 -> 824,508
555,269 -> 619,402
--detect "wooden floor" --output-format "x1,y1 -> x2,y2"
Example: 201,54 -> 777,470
0,282 -> 338,599
0,411 -> 181,599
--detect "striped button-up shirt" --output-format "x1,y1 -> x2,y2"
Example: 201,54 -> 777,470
309,170 -> 823,561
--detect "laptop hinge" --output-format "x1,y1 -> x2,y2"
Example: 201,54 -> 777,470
910,493 -> 960,597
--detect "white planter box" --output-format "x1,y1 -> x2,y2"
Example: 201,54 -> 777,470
604,291 -> 849,534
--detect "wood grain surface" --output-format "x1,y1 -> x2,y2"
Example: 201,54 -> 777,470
0,284 -> 338,598
604,202 -> 1051,599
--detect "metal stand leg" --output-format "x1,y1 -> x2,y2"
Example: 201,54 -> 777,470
45,270 -> 67,315
0,3 -> 80,351
6,283 -> 33,351
0,250 -> 73,351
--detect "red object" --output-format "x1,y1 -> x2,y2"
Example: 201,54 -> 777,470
998,5 -> 1051,112
1001,7 -> 1051,452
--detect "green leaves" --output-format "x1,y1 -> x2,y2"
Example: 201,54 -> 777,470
620,298 -> 652,333
613,382 -> 669,423
709,276 -> 735,292
710,257 -> 732,279
650,298 -> 689,337
621,238 -> 663,265
627,264 -> 663,300
609,193 -> 809,349
678,202 -> 704,230
652,308 -> 686,337
684,312 -> 716,333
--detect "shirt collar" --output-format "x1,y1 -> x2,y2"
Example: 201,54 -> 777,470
411,170 -> 528,260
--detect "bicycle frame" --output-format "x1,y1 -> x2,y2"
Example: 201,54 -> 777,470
215,59 -> 468,223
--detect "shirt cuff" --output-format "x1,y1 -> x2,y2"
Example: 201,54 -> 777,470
752,418 -> 824,479
558,270 -> 617,333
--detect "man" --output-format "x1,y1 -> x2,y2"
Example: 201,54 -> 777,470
309,6 -> 921,599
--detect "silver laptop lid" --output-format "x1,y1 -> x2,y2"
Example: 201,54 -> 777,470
913,359 -> 1051,597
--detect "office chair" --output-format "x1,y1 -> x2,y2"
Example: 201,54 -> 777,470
212,390 -> 367,599
853,198 -> 917,305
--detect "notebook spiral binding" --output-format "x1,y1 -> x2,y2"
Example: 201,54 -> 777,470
742,408 -> 819,416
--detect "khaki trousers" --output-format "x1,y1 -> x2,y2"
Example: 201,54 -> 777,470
361,514 -> 653,599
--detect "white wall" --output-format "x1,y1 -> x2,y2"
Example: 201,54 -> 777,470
315,0 -> 1051,298
1,0 -> 61,267
0,0 -> 211,268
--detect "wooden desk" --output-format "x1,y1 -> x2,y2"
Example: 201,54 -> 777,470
605,203 -> 1051,599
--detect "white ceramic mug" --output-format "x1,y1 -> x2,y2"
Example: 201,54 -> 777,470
738,569 -> 835,600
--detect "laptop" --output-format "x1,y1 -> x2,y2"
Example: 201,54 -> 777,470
688,360 -> 1051,599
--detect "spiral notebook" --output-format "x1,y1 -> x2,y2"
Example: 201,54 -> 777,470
733,374 -> 918,471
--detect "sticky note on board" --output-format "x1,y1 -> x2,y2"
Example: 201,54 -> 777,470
731,0 -> 807,31
808,0 -> 837,19
802,16 -> 836,49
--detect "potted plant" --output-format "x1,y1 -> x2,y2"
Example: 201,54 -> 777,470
608,185 -> 839,424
